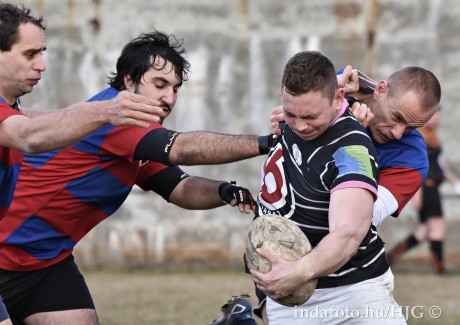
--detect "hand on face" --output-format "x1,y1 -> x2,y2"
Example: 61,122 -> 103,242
105,91 -> 170,128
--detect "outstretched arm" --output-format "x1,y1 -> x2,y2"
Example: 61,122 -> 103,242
169,131 -> 264,165
169,176 -> 255,214
134,128 -> 274,166
141,165 -> 255,213
0,91 -> 166,153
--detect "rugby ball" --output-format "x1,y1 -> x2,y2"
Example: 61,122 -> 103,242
245,214 -> 317,307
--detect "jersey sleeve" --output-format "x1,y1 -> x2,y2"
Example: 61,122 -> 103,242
374,130 -> 427,217
330,143 -> 380,199
95,123 -> 165,162
0,102 -> 23,122
378,166 -> 423,217
83,87 -> 167,162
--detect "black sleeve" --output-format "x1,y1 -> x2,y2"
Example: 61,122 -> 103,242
133,128 -> 181,165
140,165 -> 189,202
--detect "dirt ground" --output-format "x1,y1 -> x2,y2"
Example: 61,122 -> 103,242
84,267 -> 459,325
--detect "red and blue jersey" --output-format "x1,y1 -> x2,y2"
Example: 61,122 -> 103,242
337,69 -> 428,217
0,88 -> 178,271
0,100 -> 23,220
370,128 -> 428,216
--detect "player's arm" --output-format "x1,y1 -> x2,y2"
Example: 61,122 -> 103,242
141,166 -> 255,213
251,188 -> 374,299
170,131 -> 268,165
0,91 -> 166,153
134,128 -> 275,166
169,177 -> 255,214
304,188 -> 374,277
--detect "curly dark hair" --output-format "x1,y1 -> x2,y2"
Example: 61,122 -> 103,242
108,29 -> 191,90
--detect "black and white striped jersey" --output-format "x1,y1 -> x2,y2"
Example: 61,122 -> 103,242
256,108 -> 389,288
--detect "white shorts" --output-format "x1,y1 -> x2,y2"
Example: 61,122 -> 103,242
266,269 -> 406,324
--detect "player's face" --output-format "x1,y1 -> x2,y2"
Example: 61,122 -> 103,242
125,57 -> 182,124
0,23 -> 46,104
369,86 -> 433,144
281,88 -> 343,141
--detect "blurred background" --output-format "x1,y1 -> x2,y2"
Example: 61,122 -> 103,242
10,0 -> 460,272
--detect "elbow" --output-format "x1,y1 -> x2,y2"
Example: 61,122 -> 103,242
342,228 -> 365,259
17,136 -> 51,154
24,141 -> 45,153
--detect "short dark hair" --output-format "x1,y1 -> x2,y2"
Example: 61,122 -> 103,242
281,51 -> 338,104
108,29 -> 191,90
387,66 -> 441,113
0,2 -> 45,51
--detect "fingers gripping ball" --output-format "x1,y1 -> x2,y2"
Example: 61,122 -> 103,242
245,214 -> 317,307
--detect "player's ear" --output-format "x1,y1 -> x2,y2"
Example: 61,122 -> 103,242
124,75 -> 135,92
334,88 -> 345,111
374,80 -> 387,99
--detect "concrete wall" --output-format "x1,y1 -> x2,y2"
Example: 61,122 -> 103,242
9,0 -> 460,268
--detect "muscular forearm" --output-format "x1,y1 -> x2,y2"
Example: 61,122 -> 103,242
168,176 -> 225,209
300,226 -> 364,281
304,189 -> 373,280
169,131 -> 261,165
21,109 -> 47,118
14,102 -> 109,153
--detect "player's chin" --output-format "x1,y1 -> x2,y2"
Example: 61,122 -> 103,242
298,133 -> 319,141
374,132 -> 391,144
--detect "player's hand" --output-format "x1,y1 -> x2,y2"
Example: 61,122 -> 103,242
250,248 -> 304,300
271,106 -> 285,136
347,97 -> 374,128
104,91 -> 169,128
337,65 -> 359,94
218,182 -> 255,214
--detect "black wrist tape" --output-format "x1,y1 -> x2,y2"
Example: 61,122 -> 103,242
258,134 -> 276,155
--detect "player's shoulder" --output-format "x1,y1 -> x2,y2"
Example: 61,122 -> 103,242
335,108 -> 368,132
381,129 -> 426,153
399,129 -> 425,145
331,109 -> 375,145
86,87 -> 118,102
0,101 -> 23,122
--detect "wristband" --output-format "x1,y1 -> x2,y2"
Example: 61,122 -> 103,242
258,134 -> 276,155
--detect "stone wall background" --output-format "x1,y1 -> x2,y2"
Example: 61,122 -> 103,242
10,0 -> 460,268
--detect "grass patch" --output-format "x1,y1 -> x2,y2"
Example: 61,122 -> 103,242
84,267 -> 459,325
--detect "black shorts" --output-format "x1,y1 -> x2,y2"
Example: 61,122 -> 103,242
420,185 -> 443,223
0,254 -> 94,325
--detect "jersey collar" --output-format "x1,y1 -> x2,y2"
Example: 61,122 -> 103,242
0,96 -> 21,111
